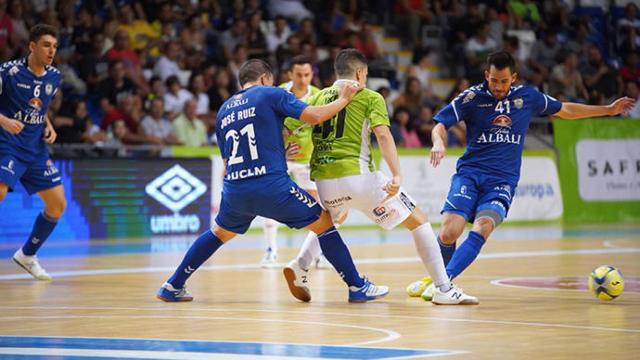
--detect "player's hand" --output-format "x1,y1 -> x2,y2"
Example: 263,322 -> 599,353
430,141 -> 446,167
337,81 -> 363,102
43,122 -> 57,144
382,175 -> 401,203
0,118 -> 25,135
285,142 -> 301,160
607,97 -> 635,116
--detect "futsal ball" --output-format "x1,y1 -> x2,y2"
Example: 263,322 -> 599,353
588,265 -> 625,301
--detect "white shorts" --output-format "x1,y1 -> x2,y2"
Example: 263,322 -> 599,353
287,161 -> 316,191
316,171 -> 417,230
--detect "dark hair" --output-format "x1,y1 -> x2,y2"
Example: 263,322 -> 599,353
334,48 -> 367,77
165,75 -> 180,88
29,24 -> 58,43
238,59 -> 272,86
288,55 -> 312,71
486,51 -> 516,73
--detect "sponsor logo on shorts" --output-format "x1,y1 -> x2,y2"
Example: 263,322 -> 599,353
1,160 -> 15,175
399,192 -> 416,211
43,160 -> 59,177
490,200 -> 506,211
453,185 -> 472,200
323,196 -> 351,208
373,206 -> 386,216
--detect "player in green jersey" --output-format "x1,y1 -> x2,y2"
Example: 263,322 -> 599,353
260,56 -> 322,267
283,49 -> 479,305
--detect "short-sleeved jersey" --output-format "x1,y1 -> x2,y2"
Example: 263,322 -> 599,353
281,82 -> 320,164
216,86 -> 308,183
307,85 -> 390,180
0,58 -> 62,162
434,82 -> 562,185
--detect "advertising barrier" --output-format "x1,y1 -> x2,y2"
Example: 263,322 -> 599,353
0,158 -> 212,242
379,151 -> 563,223
554,118 -> 640,224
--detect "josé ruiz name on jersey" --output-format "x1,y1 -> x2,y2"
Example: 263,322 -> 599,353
216,86 -> 308,182
0,58 -> 61,162
434,82 -> 562,185
281,82 -> 320,164
307,85 -> 390,180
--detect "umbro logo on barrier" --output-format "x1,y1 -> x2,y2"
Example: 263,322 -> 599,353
146,165 -> 207,212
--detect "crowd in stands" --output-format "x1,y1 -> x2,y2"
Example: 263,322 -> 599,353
0,0 -> 638,153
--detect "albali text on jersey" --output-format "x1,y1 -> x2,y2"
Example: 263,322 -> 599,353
215,86 -> 308,183
0,58 -> 61,163
434,81 -> 562,185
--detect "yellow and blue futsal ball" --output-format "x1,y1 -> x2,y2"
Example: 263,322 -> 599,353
588,265 -> 625,301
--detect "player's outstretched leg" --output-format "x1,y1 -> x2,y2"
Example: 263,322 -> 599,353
12,185 -> 66,281
157,227 -> 233,302
402,209 -> 478,305
284,210 -> 388,303
261,218 -> 279,267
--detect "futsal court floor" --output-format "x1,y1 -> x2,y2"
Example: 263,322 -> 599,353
1,225 -> 639,359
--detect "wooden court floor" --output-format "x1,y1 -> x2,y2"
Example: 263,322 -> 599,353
1,226 -> 639,359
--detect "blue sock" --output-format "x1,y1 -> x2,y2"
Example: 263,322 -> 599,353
317,227 -> 365,288
167,230 -> 224,289
438,236 -> 457,267
22,212 -> 58,256
445,231 -> 485,280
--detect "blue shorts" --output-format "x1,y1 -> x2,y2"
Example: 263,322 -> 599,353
0,154 -> 62,195
215,175 -> 322,234
441,172 -> 515,224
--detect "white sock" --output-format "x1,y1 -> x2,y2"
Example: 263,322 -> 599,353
412,222 -> 451,292
263,218 -> 279,253
295,231 -> 321,269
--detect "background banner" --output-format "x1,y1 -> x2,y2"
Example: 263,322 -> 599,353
0,158 -> 212,243
553,118 -> 640,224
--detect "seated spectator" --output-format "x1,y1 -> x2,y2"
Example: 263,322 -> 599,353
208,69 -> 236,114
465,22 -> 498,83
173,99 -> 208,147
266,15 -> 291,53
620,53 -> 640,85
164,75 -> 194,120
392,107 -> 422,148
549,51 -> 589,102
53,100 -> 105,144
96,60 -> 138,111
100,95 -> 146,144
580,45 -> 623,103
393,77 -> 425,119
141,98 -> 178,145
153,41 -> 183,82
624,81 -> 640,118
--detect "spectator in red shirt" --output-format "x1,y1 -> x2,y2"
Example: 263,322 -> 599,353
620,53 -> 640,85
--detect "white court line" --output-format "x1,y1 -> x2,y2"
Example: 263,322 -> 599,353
1,247 -> 639,281
0,314 -> 400,347
3,305 -> 638,335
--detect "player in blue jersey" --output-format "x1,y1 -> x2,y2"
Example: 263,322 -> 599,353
0,24 -> 65,281
408,51 -> 635,301
157,59 -> 389,303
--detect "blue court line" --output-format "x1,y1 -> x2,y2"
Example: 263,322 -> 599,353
0,336 -> 457,359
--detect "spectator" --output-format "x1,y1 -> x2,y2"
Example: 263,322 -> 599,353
53,100 -> 106,144
220,18 -> 248,60
117,3 -> 160,53
393,76 -> 425,119
580,45 -> 623,104
208,68 -> 236,114
528,30 -> 561,79
173,99 -> 209,147
620,52 -> 640,85
266,15 -> 291,53
96,60 -> 138,111
153,41 -> 183,82
549,51 -> 589,102
180,14 -> 207,53
624,81 -> 640,118
392,107 -> 422,148
465,22 -> 498,83
8,0 -> 28,49
354,24 -> 382,60
296,18 -> 317,46
141,98 -> 178,145
163,75 -> 194,120
106,30 -> 142,81
100,95 -> 146,144
268,0 -> 313,23
617,3 -> 640,50
246,11 -> 268,57
188,72 -> 213,125
0,0 -> 13,59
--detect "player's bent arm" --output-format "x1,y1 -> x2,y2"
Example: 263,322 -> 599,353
554,97 -> 635,119
373,125 -> 401,179
431,123 -> 448,148
299,98 -> 350,125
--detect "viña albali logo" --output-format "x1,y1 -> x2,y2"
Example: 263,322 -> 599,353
146,165 -> 207,234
